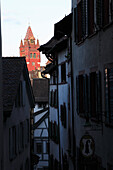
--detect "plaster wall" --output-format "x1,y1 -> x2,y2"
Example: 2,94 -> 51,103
3,73 -> 31,170
72,15 -> 113,168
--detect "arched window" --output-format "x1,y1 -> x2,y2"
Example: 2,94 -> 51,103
30,53 -> 32,58
33,53 -> 36,58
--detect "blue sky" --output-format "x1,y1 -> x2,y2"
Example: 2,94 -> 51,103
1,0 -> 71,65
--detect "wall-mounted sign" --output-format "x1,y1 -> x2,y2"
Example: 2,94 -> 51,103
80,135 -> 95,157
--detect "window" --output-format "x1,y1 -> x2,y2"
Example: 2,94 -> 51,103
96,0 -> 103,28
30,53 -> 32,58
36,143 -> 43,154
60,103 -> 67,128
78,1 -> 82,42
54,90 -> 58,108
33,53 -> 36,58
103,0 -> 109,26
49,121 -> 59,143
9,126 -> 17,160
110,0 -> 113,21
25,159 -> 29,170
30,39 -> 34,43
32,62 -> 35,66
53,71 -> 57,84
19,123 -> 24,151
76,72 -> 101,120
61,63 -> 66,83
88,0 -> 94,35
38,103 -> 42,108
76,75 -> 85,114
105,68 -> 113,124
50,90 -> 57,108
24,119 -> 29,146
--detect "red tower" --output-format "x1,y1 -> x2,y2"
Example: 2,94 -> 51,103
19,26 -> 40,72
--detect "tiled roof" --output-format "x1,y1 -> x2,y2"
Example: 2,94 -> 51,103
24,26 -> 35,40
38,36 -> 67,54
32,78 -> 48,103
2,57 -> 26,112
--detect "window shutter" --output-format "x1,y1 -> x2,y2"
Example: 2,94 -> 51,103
24,121 -> 27,147
111,0 -> 113,20
55,90 -> 58,107
88,0 -> 94,35
74,8 -> 78,42
49,121 -> 52,139
22,81 -> 26,106
51,121 -> 54,140
9,128 -> 13,160
82,0 -> 86,37
60,105 -> 63,123
76,76 -> 80,114
105,68 -> 109,123
103,0 -> 109,26
52,90 -> 54,107
109,68 -> 113,122
50,91 -> 52,106
96,71 -> 102,121
86,0 -> 89,35
78,1 -> 82,42
84,74 -> 88,114
64,103 -> 67,128
56,124 -> 59,144
53,121 -> 56,142
88,74 -> 91,117
16,125 -> 19,154
96,0 -> 102,28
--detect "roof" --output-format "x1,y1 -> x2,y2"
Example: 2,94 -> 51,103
32,78 -> 49,103
2,57 -> 35,113
42,63 -> 56,75
38,37 -> 57,52
38,36 -> 68,54
24,26 -> 35,40
54,13 -> 72,39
